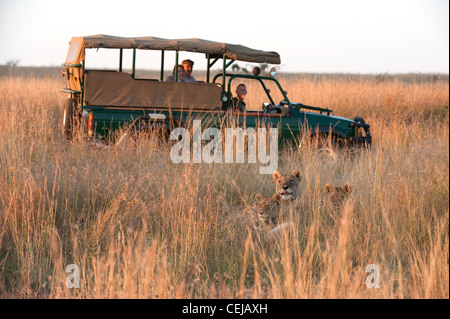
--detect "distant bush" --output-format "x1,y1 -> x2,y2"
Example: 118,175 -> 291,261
6,59 -> 20,67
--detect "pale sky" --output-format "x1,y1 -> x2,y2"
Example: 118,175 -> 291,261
0,0 -> 448,73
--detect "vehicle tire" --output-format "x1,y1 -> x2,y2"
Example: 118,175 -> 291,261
62,98 -> 77,140
317,147 -> 337,163
312,133 -> 343,163
312,133 -> 342,149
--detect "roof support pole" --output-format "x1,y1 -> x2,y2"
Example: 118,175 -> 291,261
207,56 -> 220,83
225,59 -> 235,69
160,50 -> 165,81
119,49 -> 123,72
132,48 -> 136,79
206,53 -> 210,83
81,60 -> 85,106
175,51 -> 179,81
222,54 -> 226,89
208,57 -> 220,68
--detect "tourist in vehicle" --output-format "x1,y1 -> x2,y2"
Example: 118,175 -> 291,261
230,83 -> 247,112
165,64 -> 186,82
182,59 -> 197,82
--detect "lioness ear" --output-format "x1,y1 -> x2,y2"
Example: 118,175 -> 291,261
291,169 -> 302,181
272,194 -> 282,203
343,184 -> 352,193
324,184 -> 334,193
272,170 -> 282,183
256,193 -> 264,201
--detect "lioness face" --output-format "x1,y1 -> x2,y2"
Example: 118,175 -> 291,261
272,169 -> 302,201
255,193 -> 282,226
324,183 -> 352,204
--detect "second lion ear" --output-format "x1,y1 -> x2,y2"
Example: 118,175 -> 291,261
272,193 -> 282,203
324,183 -> 334,193
272,170 -> 282,183
256,193 -> 264,201
343,184 -> 352,193
292,169 -> 302,181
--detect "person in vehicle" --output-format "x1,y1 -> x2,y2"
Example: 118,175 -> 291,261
165,65 -> 186,82
182,59 -> 197,82
230,83 -> 247,112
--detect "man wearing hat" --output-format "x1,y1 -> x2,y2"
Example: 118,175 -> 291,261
182,59 -> 197,83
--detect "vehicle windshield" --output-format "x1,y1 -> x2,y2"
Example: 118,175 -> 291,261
217,74 -> 289,111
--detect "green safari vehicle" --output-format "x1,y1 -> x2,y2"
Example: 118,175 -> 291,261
61,34 -> 371,147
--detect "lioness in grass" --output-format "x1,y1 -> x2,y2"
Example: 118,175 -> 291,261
272,169 -> 302,202
250,193 -> 297,234
324,183 -> 352,207
252,193 -> 283,226
248,169 -> 302,232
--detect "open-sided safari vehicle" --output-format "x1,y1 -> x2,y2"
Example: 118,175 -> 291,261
61,34 -> 371,146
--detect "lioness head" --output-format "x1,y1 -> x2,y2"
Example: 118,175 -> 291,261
324,183 -> 352,204
254,193 -> 282,226
272,169 -> 302,201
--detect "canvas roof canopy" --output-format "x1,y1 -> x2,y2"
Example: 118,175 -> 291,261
66,34 -> 281,65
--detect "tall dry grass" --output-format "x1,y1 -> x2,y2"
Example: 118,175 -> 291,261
0,70 -> 448,298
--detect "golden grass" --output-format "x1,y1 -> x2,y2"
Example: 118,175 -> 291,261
0,70 -> 448,298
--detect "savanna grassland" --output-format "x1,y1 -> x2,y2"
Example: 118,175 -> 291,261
0,66 -> 448,298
